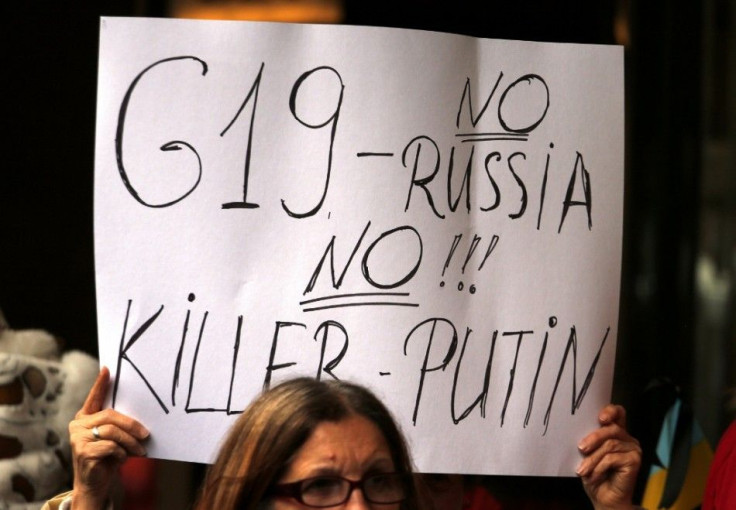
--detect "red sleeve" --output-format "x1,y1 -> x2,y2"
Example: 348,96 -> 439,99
702,420 -> 736,510
464,485 -> 504,510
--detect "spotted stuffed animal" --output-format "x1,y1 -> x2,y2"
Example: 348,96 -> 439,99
0,310 -> 99,509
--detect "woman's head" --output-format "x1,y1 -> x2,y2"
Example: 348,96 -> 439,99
194,377 -> 424,510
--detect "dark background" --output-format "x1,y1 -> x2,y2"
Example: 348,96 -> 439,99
4,0 -> 734,506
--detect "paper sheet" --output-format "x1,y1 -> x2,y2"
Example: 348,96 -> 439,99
94,16 -> 624,475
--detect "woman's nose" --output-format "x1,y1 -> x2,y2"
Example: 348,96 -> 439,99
344,487 -> 372,510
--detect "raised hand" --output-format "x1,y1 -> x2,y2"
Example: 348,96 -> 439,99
577,404 -> 642,510
68,367 -> 149,510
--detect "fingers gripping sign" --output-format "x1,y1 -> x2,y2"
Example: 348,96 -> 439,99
576,405 -> 642,510
70,367 -> 150,509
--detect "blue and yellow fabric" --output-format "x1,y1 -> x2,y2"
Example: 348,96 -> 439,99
641,398 -> 713,510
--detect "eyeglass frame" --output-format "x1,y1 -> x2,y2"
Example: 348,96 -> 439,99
267,472 -> 411,507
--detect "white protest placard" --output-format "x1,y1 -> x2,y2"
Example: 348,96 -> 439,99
94,16 -> 624,476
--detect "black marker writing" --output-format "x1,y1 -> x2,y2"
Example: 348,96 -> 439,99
116,56 -> 207,208
403,136 -> 444,219
455,72 -> 505,129
524,316 -> 556,428
314,320 -> 348,380
497,75 -> 550,133
305,222 -> 422,294
558,151 -> 593,232
114,60 -> 594,234
172,293 -> 195,406
477,235 -> 500,271
537,143 -> 553,230
221,62 -> 265,210
404,318 -> 459,425
301,292 -> 417,312
451,328 -> 494,423
304,222 -> 371,294
225,316 -> 245,414
500,330 -> 534,426
282,66 -> 345,218
357,152 -> 394,157
543,326 -> 609,434
447,145 -> 474,213
361,225 -> 422,289
404,137 -> 594,231
442,235 -> 463,277
461,235 -> 482,274
507,152 -> 527,219
184,311 -> 214,413
112,300 -> 169,413
457,132 -> 528,143
263,321 -> 303,391
405,317 -> 609,432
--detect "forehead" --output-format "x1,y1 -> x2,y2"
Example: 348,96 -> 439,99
281,414 -> 395,480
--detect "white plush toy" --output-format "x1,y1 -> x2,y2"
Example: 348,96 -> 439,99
0,309 -> 99,510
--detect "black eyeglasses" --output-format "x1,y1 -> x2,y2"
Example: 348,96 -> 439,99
268,472 -> 411,507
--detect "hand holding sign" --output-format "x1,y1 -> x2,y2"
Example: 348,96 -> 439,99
69,367 -> 149,509
578,405 -> 642,510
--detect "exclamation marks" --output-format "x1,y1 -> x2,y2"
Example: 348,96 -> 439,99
440,233 -> 500,293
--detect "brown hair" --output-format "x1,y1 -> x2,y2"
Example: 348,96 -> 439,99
194,377 -> 427,510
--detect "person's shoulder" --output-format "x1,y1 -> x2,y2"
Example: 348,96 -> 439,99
715,419 -> 736,452
41,492 -> 117,510
723,419 -> 736,436
703,419 -> 736,510
41,491 -> 73,510
464,485 -> 504,510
